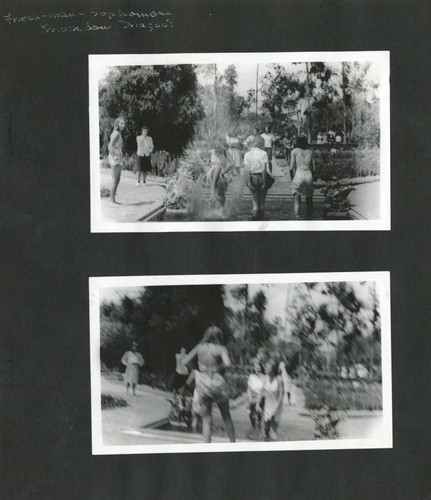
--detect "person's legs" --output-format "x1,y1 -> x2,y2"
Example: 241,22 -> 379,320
306,196 -> 313,217
250,190 -> 259,214
264,419 -> 270,440
111,165 -> 121,203
199,403 -> 212,443
217,400 -> 236,443
287,392 -> 291,405
126,382 -> 130,395
293,193 -> 301,215
269,418 -> 278,440
132,383 -> 137,396
249,402 -> 257,428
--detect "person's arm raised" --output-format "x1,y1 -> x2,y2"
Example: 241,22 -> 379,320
182,345 -> 198,366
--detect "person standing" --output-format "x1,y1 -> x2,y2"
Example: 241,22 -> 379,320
136,126 -> 154,186
243,127 -> 259,150
244,136 -> 274,220
172,347 -> 189,393
108,117 -> 126,205
183,326 -> 235,443
279,360 -> 293,405
247,359 -> 266,430
207,147 -> 234,208
281,132 -> 294,171
258,360 -> 284,441
261,126 -> 276,173
121,342 -> 145,396
290,133 -> 315,218
225,132 -> 243,175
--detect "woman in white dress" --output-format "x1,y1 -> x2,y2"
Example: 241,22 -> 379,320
225,132 -> 243,175
290,134 -> 316,217
121,342 -> 145,395
258,360 -> 284,440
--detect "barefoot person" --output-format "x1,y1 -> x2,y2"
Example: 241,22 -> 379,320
290,133 -> 315,217
183,326 -> 236,443
121,342 -> 144,396
247,359 -> 265,430
258,360 -> 284,441
108,117 -> 126,204
244,136 -> 274,220
136,126 -> 154,186
207,147 -> 234,208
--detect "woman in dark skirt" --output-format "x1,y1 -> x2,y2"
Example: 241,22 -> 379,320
136,126 -> 154,186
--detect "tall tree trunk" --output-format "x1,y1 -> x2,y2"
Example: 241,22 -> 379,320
341,62 -> 347,144
305,62 -> 312,143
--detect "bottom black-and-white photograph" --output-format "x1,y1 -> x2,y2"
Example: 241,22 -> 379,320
89,272 -> 391,454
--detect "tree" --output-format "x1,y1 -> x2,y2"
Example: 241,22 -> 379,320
99,65 -> 204,155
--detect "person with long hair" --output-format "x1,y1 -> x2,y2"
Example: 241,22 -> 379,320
183,326 -> 236,443
135,126 -> 154,186
207,146 -> 234,208
258,359 -> 284,441
121,342 -> 145,396
244,136 -> 274,220
225,131 -> 243,175
247,359 -> 266,430
290,133 -> 315,217
108,117 -> 126,205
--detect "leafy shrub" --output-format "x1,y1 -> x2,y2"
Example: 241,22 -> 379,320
313,147 -> 380,180
100,187 -> 111,198
101,393 -> 128,409
225,372 -> 248,399
303,378 -> 382,411
139,371 -> 173,392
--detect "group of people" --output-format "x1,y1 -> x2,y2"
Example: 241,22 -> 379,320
107,118 -> 154,205
120,327 -> 294,443
107,117 -> 316,219
207,127 -> 316,219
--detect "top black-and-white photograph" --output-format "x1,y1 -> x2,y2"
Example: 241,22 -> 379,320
89,52 -> 390,232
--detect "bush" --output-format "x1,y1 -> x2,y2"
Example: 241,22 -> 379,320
303,378 -> 382,411
100,187 -> 110,198
313,147 -> 380,180
225,372 -> 248,399
139,371 -> 173,392
101,393 -> 128,409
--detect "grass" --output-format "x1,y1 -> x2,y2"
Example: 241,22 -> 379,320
303,378 -> 382,411
101,393 -> 128,409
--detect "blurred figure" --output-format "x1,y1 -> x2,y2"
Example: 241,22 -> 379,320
121,342 -> 145,396
207,147 -> 234,208
282,131 -> 294,167
183,326 -> 235,443
258,360 -> 284,441
243,127 -> 259,150
172,347 -> 189,394
279,360 -> 293,405
247,359 -> 266,430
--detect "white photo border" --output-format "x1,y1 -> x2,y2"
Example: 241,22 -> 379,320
89,51 -> 391,233
90,271 -> 392,455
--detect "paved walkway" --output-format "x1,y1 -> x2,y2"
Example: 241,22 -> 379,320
100,375 -> 316,446
100,168 -> 166,223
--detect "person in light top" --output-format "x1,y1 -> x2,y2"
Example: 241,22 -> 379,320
243,136 -> 274,220
121,342 -> 145,396
135,126 -> 154,186
243,127 -> 259,150
247,359 -> 266,430
260,125 -> 276,173
172,347 -> 189,394
225,131 -> 243,174
257,359 -> 284,441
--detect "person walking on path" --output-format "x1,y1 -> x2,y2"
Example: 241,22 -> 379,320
261,125 -> 276,173
207,147 -> 234,208
258,359 -> 284,441
225,131 -> 243,175
172,347 -> 189,394
183,326 -> 236,443
108,117 -> 126,205
135,126 -> 154,186
121,342 -> 145,396
243,127 -> 259,151
279,360 -> 293,405
290,133 -> 316,218
244,136 -> 274,220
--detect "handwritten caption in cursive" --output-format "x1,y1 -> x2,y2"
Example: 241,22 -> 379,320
3,8 -> 174,33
